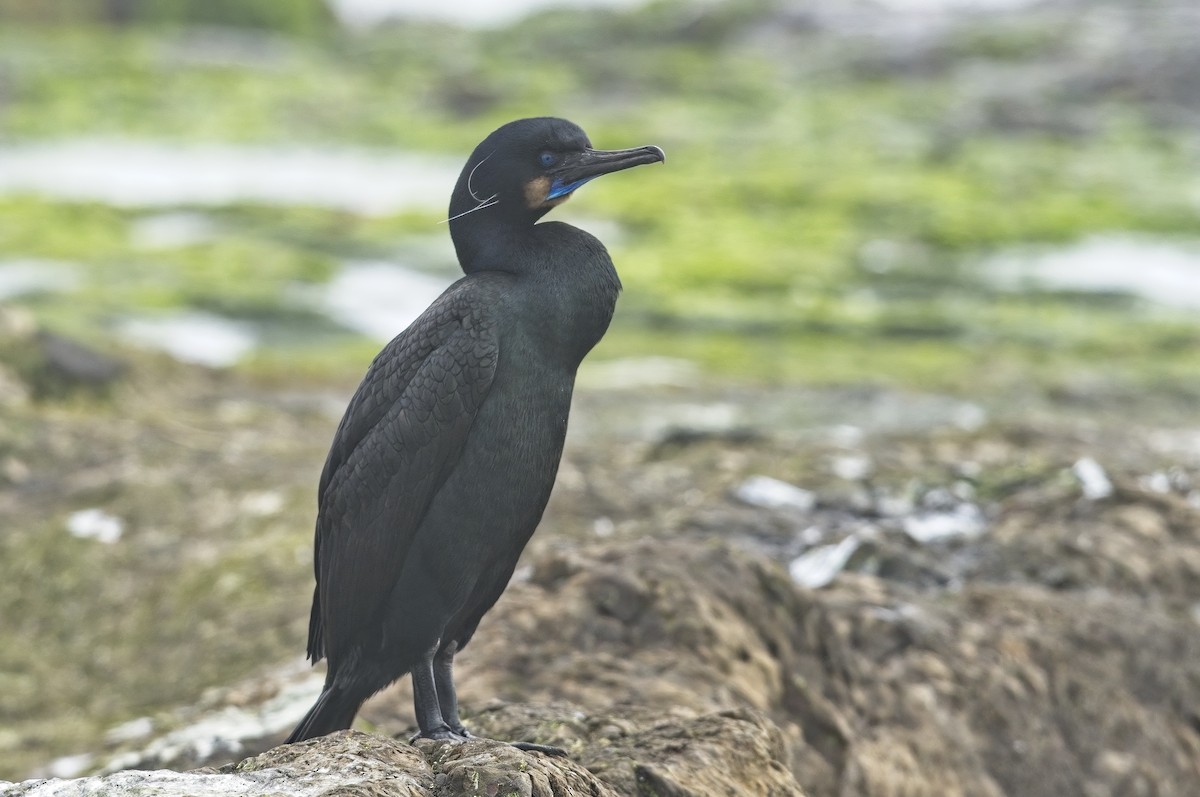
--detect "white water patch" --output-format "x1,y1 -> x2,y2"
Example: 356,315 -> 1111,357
329,0 -> 650,28
875,0 -> 1040,10
318,259 -> 453,341
985,235 -> 1200,311
129,212 -> 221,249
108,260 -> 455,365
96,674 -> 325,776
327,0 -> 1040,28
0,139 -> 459,216
66,509 -> 124,544
119,312 -> 257,367
577,356 -> 699,389
0,259 -> 79,299
35,752 -> 95,781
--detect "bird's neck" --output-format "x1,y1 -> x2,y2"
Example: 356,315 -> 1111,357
521,222 -> 622,366
454,219 -> 621,365
450,213 -> 528,274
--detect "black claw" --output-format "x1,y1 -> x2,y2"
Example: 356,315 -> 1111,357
410,727 -> 565,756
410,725 -> 470,744
511,741 -> 568,757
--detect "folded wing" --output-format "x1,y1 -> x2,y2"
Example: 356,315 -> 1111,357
306,288 -> 498,666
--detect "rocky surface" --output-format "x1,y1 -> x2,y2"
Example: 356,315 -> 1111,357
5,710 -> 806,797
389,528 -> 1200,797
4,312 -> 1200,795
15,470 -> 1197,796
0,307 -> 124,401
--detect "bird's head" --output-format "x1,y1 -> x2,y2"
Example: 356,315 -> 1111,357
448,117 -> 665,231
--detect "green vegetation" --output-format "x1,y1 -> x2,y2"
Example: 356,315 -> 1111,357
0,0 -> 333,36
1,3 -> 1198,398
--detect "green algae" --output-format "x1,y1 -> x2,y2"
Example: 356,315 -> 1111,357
1,13 -> 1198,400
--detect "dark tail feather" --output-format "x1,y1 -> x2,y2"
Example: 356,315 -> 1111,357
285,685 -> 364,744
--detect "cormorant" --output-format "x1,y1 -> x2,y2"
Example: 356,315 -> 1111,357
286,118 -> 664,747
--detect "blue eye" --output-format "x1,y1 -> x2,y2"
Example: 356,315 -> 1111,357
539,151 -> 556,167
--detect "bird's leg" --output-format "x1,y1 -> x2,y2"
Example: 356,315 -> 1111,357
432,641 -> 566,757
433,641 -> 470,737
410,644 -> 465,742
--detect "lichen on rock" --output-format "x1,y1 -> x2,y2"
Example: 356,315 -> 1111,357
5,714 -> 806,797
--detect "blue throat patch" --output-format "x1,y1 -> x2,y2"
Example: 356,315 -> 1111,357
546,175 -> 598,200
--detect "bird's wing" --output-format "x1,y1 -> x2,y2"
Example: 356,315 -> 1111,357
317,278 -> 473,502
307,285 -> 499,664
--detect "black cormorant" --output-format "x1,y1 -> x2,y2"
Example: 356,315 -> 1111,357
286,117 -> 664,747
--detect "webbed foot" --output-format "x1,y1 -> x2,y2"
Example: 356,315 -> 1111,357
410,724 -> 470,743
411,727 -> 565,757
510,741 -> 567,757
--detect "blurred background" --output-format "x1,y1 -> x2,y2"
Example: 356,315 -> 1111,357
1,0 -> 1199,787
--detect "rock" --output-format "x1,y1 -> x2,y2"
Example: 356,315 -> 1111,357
901,503 -> 986,543
0,362 -> 29,408
829,453 -> 872,481
365,537 -> 1200,797
0,307 -> 126,400
7,732 -> 432,797
35,332 -> 126,392
4,713 -> 805,797
1072,457 -> 1113,500
788,536 -> 861,589
586,708 -> 804,797
735,475 -> 817,512
449,704 -> 807,797
978,488 -> 1200,601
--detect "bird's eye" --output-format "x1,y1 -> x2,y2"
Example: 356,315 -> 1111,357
538,151 -> 557,168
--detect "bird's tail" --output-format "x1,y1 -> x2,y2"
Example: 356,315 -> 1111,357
285,684 -> 364,744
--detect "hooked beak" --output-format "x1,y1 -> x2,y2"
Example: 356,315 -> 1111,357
546,145 -> 666,200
